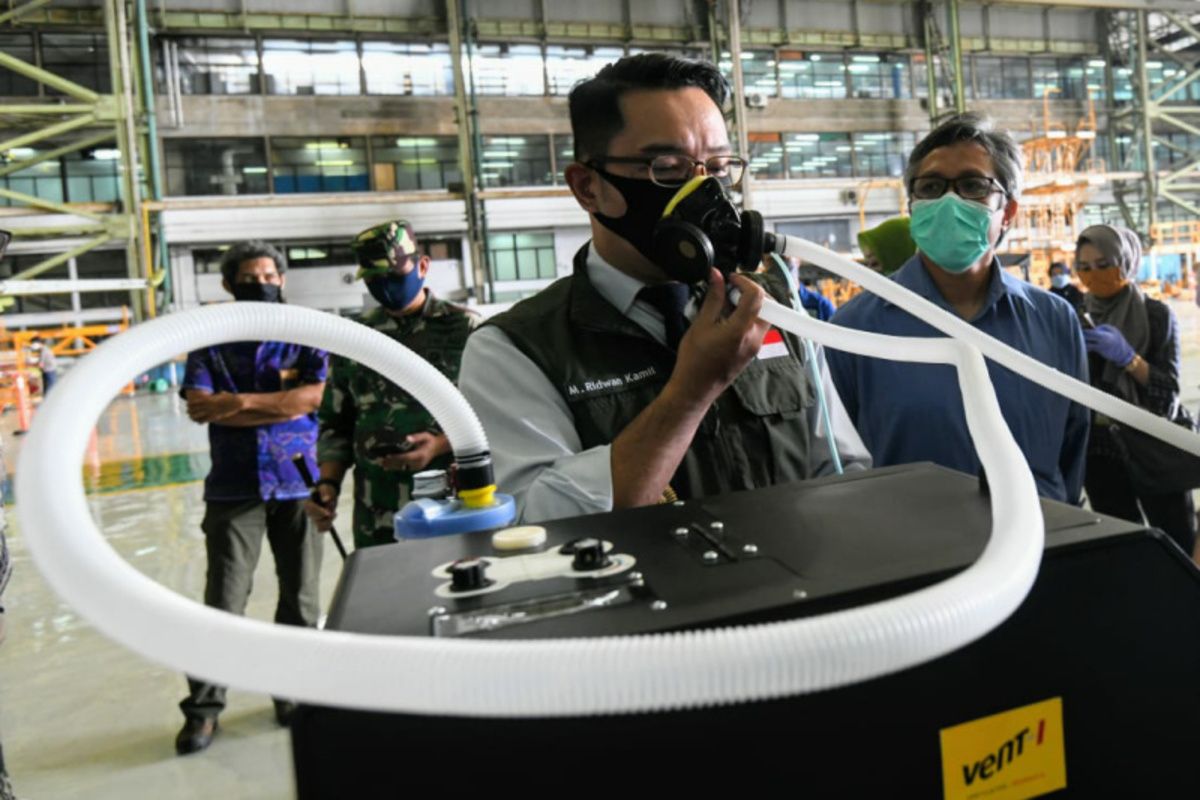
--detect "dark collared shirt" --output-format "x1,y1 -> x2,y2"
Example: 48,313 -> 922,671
827,254 -> 1090,503
184,340 -> 328,502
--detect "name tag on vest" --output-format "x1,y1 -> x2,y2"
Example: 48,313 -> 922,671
757,328 -> 789,360
565,365 -> 661,400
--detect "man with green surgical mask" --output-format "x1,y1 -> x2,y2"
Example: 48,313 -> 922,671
827,113 -> 1090,505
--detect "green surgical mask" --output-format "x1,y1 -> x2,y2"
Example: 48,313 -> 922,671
910,193 -> 996,274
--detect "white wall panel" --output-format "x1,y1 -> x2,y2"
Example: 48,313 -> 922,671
470,0 -> 539,21
784,0 -> 852,32
629,0 -> 692,27
160,197 -> 468,245
987,7 -> 1047,41
1048,9 -> 1099,42
482,194 -> 591,231
351,0 -> 439,17
746,0 -> 783,29
553,226 -> 591,276
857,2 -> 916,37
547,0 -> 626,24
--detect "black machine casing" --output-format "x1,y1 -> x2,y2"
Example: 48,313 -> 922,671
293,464 -> 1200,793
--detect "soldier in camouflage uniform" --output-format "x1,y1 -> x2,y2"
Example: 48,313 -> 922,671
305,220 -> 479,548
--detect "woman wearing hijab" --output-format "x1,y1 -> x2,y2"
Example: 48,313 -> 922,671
1075,224 -> 1195,554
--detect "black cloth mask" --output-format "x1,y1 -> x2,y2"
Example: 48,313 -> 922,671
591,166 -> 681,266
231,283 -> 282,303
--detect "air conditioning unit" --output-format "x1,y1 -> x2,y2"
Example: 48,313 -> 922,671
745,92 -> 768,109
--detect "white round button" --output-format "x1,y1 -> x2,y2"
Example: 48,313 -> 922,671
491,525 -> 548,551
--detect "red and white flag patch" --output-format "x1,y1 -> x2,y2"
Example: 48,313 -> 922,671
758,327 -> 789,360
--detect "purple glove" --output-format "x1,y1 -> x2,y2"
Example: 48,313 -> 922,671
1083,323 -> 1136,367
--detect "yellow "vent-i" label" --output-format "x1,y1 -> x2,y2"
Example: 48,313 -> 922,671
939,697 -> 1067,800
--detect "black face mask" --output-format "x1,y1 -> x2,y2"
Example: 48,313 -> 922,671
591,166 -> 682,267
231,282 -> 282,303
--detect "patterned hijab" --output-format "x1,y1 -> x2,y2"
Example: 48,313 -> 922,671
1077,224 -> 1149,400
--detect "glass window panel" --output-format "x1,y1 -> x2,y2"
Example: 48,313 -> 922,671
974,56 -> 1030,99
174,37 -> 259,95
270,137 -> 368,193
470,44 -> 545,96
487,231 -> 556,284
262,39 -> 360,96
847,53 -> 910,99
748,133 -> 785,181
163,137 -> 268,196
61,148 -> 121,202
536,247 -> 556,279
362,42 -> 452,96
0,153 -> 63,207
717,49 -> 777,98
40,33 -> 110,94
913,53 -> 959,100
479,135 -> 551,188
554,134 -> 575,182
778,51 -> 846,100
545,46 -> 625,96
784,132 -> 852,178
515,232 -> 552,249
371,136 -> 460,190
853,131 -> 916,178
1083,58 -> 1108,101
492,249 -> 517,281
0,34 -> 38,96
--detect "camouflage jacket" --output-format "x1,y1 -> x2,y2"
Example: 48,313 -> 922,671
317,291 -> 478,547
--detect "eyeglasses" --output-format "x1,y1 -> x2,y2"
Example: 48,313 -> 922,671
1074,260 -> 1115,273
909,175 -> 1007,203
588,154 -> 747,188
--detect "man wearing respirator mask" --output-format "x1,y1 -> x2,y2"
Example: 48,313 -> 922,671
826,113 -> 1090,505
459,53 -> 869,524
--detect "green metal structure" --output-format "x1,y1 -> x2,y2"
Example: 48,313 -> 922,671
1104,8 -> 1200,243
0,0 -> 161,319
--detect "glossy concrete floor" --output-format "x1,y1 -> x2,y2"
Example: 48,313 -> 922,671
3,298 -> 1200,799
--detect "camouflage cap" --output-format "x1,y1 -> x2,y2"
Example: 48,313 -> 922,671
352,219 -> 419,280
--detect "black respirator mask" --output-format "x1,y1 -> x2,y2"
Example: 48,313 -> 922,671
651,176 -> 767,283
593,172 -> 767,285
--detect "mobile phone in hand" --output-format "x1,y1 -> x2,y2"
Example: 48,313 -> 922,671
366,440 -> 416,459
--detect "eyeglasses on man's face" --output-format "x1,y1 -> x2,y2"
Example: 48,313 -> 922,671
588,153 -> 747,188
909,175 -> 1007,204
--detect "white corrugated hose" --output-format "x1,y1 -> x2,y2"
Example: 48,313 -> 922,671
22,237 -> 1127,717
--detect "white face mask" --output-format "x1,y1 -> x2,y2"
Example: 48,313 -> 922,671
1050,274 -> 1070,289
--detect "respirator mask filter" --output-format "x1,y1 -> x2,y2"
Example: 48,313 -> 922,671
650,176 -> 766,284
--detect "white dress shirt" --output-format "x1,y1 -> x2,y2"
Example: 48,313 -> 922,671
459,244 -> 870,523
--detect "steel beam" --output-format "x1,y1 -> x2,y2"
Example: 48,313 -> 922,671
0,52 -> 100,103
5,235 -> 113,282
0,187 -> 105,222
0,104 -> 96,114
446,0 -> 489,303
947,0 -> 967,116
0,114 -> 97,154
0,131 -> 114,179
0,278 -> 149,295
727,0 -> 753,209
0,0 -> 53,26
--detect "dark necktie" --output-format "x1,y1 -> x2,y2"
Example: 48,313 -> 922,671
637,282 -> 690,351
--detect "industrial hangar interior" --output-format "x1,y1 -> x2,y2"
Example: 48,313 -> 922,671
2,0 -> 1200,795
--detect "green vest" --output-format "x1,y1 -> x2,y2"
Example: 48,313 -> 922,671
486,246 -> 816,500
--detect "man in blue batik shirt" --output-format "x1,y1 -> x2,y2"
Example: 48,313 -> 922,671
827,114 -> 1089,504
175,240 -> 328,755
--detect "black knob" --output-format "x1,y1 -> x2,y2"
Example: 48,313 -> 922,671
449,558 -> 490,592
571,538 -> 610,571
